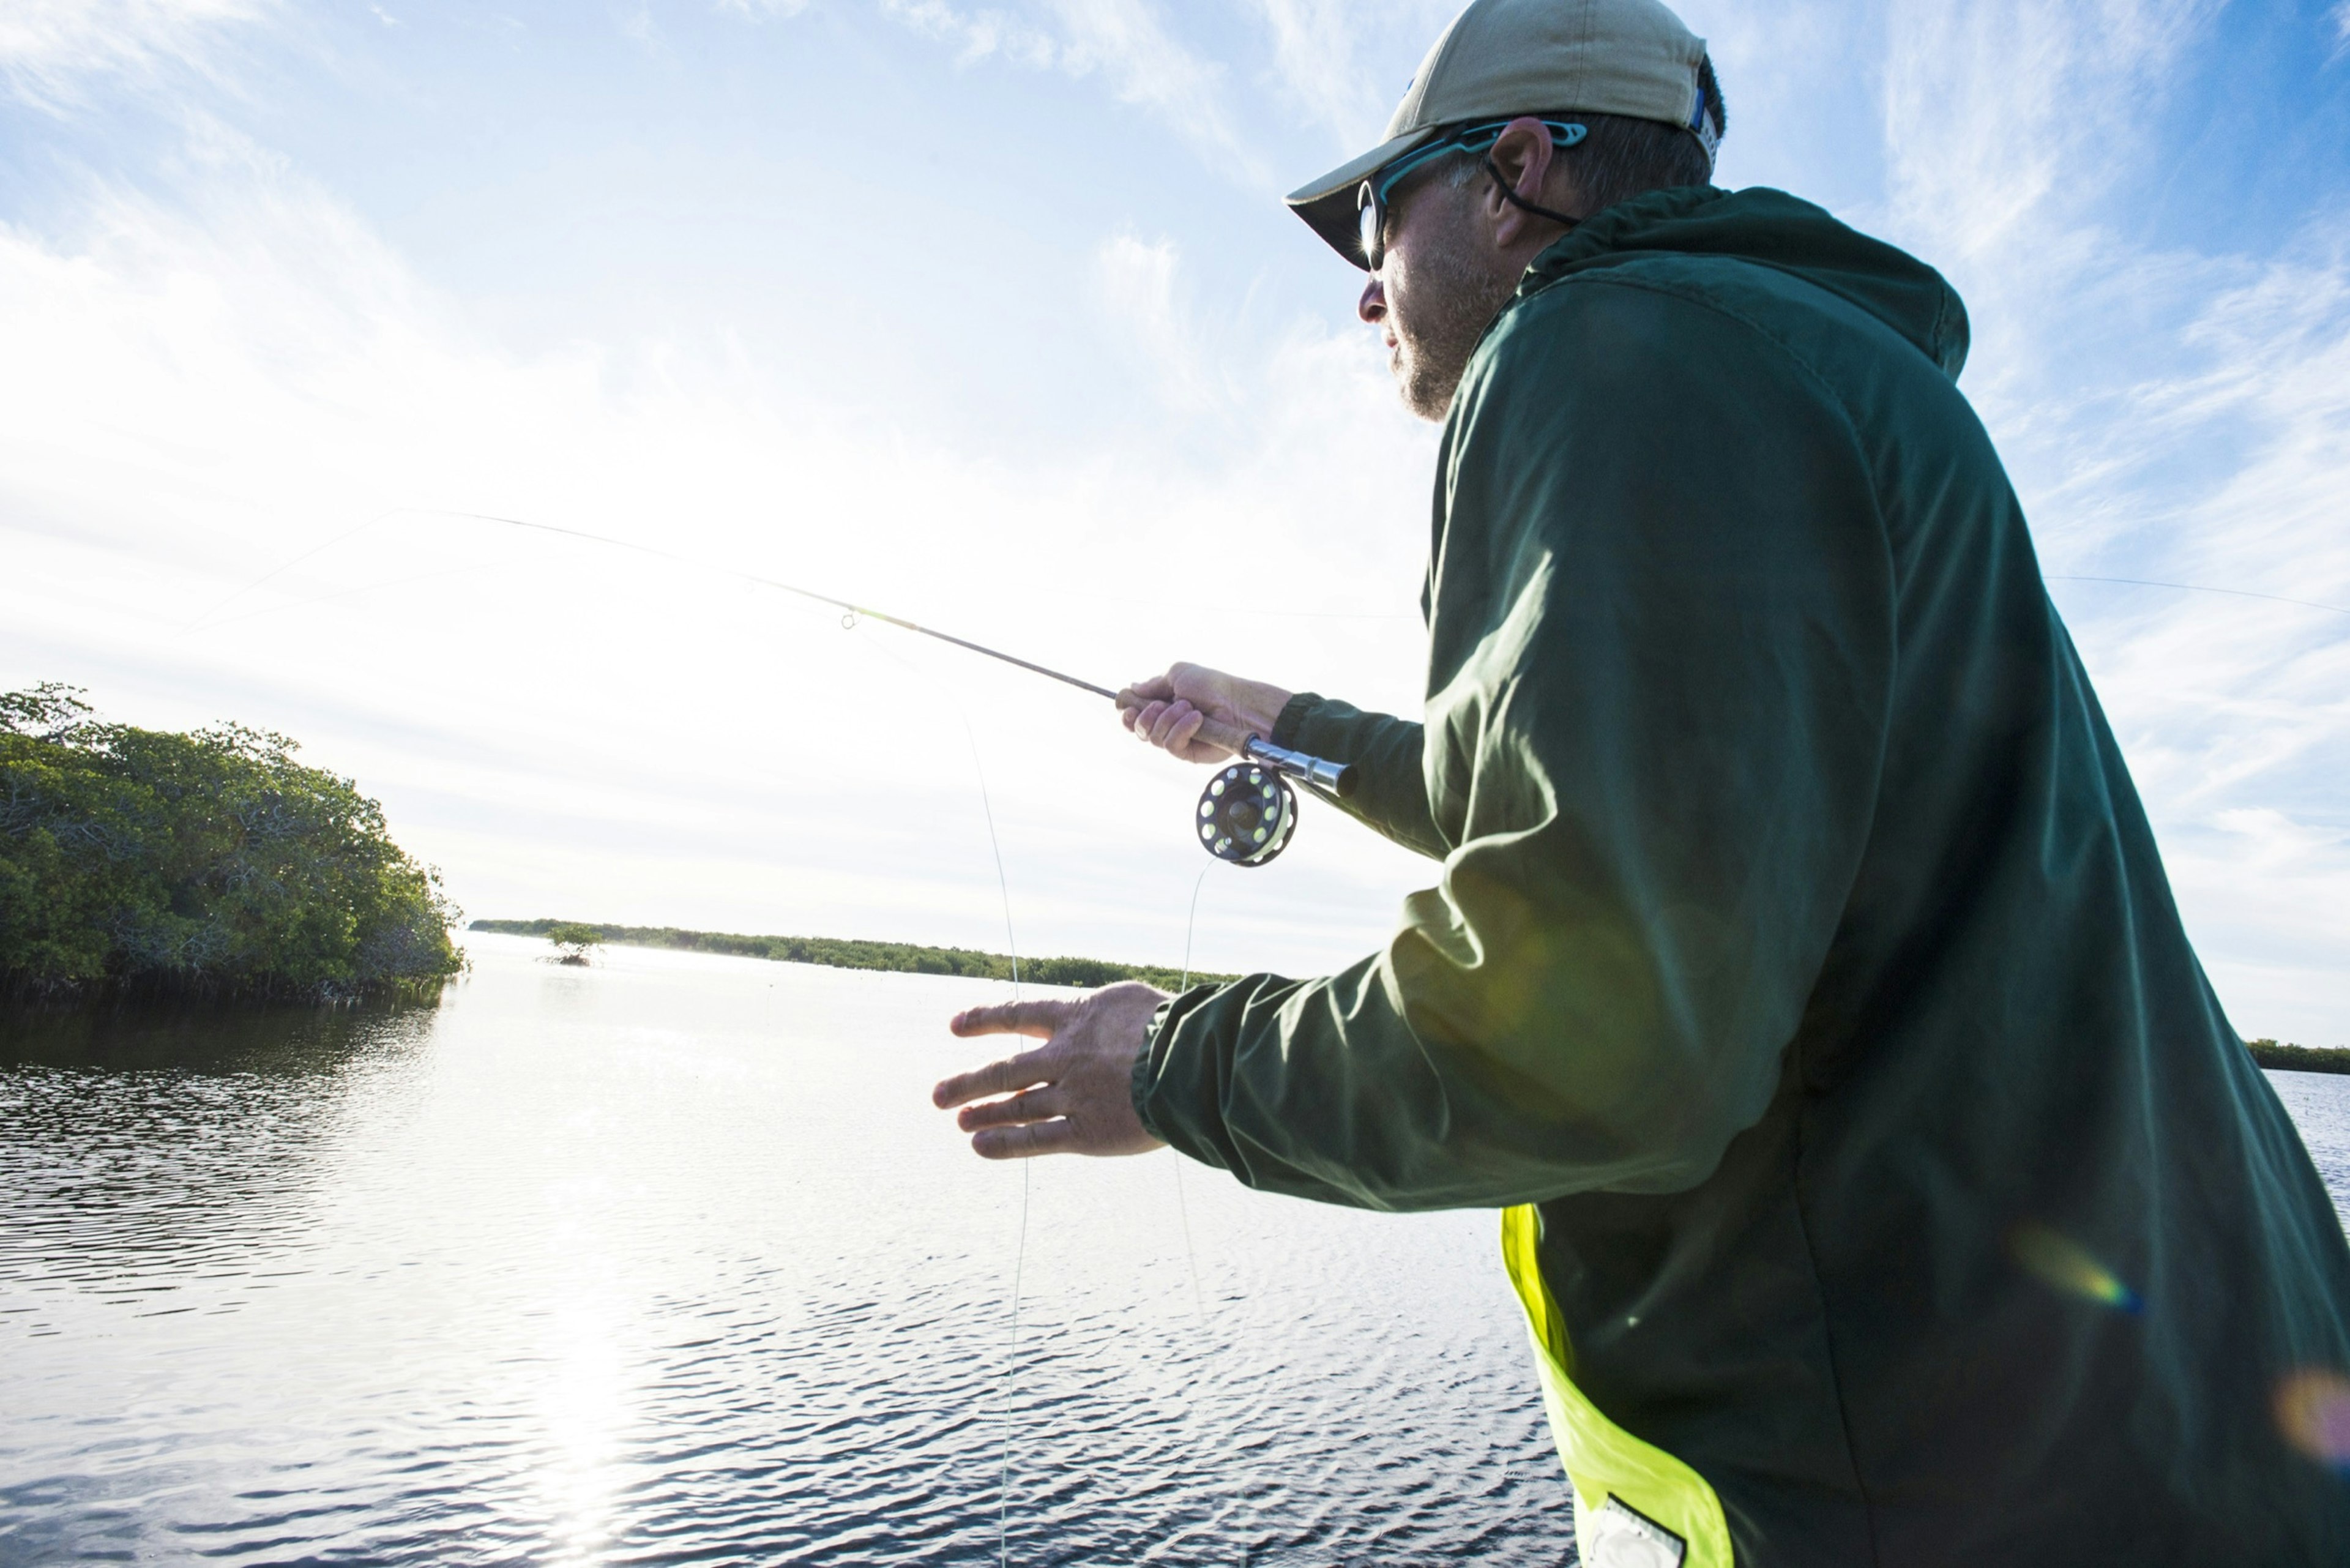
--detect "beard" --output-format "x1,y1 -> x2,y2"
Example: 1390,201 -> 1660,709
1386,205 -> 1521,422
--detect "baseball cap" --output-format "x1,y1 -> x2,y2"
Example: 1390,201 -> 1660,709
1286,0 -> 1719,266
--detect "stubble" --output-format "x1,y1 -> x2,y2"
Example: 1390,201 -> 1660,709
1387,197 -> 1522,422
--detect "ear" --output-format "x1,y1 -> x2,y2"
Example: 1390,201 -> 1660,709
1483,116 -> 1564,248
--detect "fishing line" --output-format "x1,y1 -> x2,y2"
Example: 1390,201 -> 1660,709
195,502 -> 1280,1556
194,562 -> 509,633
208,494 -> 1242,1555
181,507 -> 402,633
829,630 -> 1020,994
938,676 -> 1029,1568
841,627 -> 1029,1566
449,509 -> 1119,698
1172,864 -> 1214,1327
181,507 -> 1360,856
172,504 -> 2341,1568
186,504 -> 1114,693
2045,575 -> 2350,619
1168,862 -> 1261,1567
190,510 -> 2350,641
1001,1159 -> 1029,1568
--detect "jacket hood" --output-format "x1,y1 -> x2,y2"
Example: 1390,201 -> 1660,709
1518,185 -> 1971,379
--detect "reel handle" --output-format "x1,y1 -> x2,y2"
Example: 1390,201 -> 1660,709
1116,695 -> 1357,797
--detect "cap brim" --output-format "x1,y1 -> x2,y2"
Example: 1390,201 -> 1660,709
1284,126 -> 1445,270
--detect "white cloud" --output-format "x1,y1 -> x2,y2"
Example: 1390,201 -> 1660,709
1879,0 -> 2212,259
728,0 -> 1269,179
875,0 -> 1058,68
0,116 -> 1434,978
1865,0 -> 2350,1041
1047,0 -> 1265,178
862,0 -> 1266,180
4,0 -> 2340,1040
0,0 -> 267,108
1092,231 -> 1220,410
1246,0 -> 1387,149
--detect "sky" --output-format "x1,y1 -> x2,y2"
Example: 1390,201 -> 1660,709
1,0 -> 2345,1042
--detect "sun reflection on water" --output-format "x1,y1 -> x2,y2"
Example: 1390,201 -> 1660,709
529,1183 -> 631,1566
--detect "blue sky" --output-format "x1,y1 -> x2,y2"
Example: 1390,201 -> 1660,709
2,0 -> 2346,1042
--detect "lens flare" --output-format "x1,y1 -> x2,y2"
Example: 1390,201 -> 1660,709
2009,1222 -> 2141,1313
2276,1370 -> 2350,1468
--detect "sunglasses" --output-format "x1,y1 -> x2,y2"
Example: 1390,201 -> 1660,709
1356,119 -> 1589,271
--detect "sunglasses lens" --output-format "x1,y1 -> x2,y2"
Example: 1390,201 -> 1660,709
1356,181 -> 1380,265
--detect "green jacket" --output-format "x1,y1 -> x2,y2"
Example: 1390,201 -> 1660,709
1135,187 -> 2350,1564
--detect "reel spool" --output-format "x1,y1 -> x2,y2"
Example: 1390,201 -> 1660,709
1197,762 -> 1299,867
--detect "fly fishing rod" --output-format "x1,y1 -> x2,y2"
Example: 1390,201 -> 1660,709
463,513 -> 1357,867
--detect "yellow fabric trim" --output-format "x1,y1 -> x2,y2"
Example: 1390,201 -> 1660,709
1502,1204 -> 1736,1567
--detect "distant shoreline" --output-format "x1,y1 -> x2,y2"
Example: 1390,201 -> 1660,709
465,924 -> 2341,1066
468,919 -> 1234,993
2247,1039 -> 2350,1077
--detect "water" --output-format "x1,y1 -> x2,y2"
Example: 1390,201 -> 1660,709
2266,1070 -> 2350,1234
0,936 -> 1569,1566
9,940 -> 2350,1567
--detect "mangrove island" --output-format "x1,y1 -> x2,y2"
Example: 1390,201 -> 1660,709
1,684 -> 463,1004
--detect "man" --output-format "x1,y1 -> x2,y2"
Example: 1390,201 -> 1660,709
933,0 -> 2350,1561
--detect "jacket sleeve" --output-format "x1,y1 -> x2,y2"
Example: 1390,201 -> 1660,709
1269,693 -> 1445,861
1133,281 -> 1895,1210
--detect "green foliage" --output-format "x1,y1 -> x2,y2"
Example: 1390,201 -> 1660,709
2246,1039 -> 2350,1077
470,919 -> 1233,991
1,684 -> 464,1003
544,921 -> 604,965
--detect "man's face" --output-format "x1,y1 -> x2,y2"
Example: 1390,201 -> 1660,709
1358,166 -> 1521,422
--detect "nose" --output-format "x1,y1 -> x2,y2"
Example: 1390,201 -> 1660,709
1358,273 -> 1386,325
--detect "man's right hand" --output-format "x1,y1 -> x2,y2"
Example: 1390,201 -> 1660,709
1117,663 -> 1294,764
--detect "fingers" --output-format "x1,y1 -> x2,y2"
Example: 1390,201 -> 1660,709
935,982 -> 1171,1162
1144,700 -> 1198,748
936,998 -> 1079,1110
931,1045 -> 1054,1110
972,1119 -> 1082,1160
955,1085 -> 1067,1132
950,998 -> 1076,1039
1126,699 -> 1209,758
1122,674 -> 1177,705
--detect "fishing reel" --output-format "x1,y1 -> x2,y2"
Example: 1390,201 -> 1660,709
1193,737 -> 1355,868
1198,763 -> 1297,866
1111,693 -> 1354,868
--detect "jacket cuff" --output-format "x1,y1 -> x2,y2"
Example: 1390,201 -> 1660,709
1133,982 -> 1222,1154
1269,692 -> 1325,750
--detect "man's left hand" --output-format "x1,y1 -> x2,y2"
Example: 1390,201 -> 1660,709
934,982 -> 1170,1159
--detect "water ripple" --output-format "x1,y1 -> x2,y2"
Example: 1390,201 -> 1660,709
0,936 -> 1906,1564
